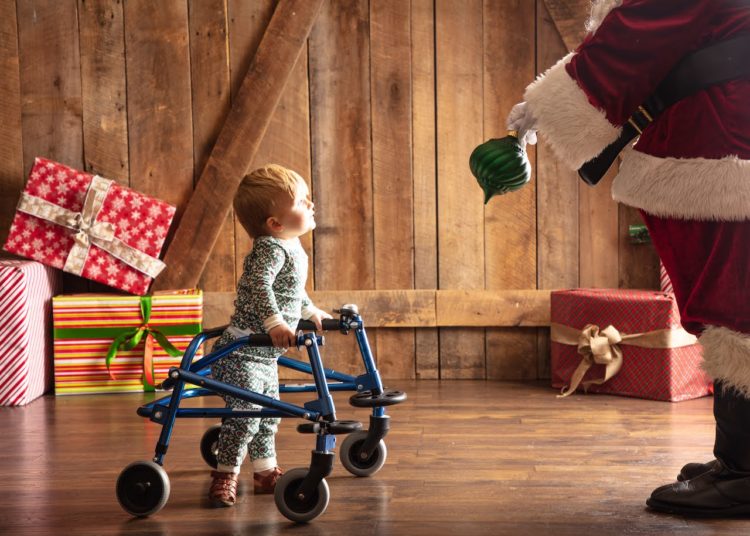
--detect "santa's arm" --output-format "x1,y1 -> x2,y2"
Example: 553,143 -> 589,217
524,0 -> 714,170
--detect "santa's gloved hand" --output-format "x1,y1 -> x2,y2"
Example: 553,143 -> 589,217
506,101 -> 537,147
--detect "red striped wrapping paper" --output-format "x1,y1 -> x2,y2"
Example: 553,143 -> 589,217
0,260 -> 61,406
52,290 -> 202,395
660,261 -> 674,294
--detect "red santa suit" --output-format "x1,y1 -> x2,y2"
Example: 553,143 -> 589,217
525,0 -> 750,394
523,0 -> 750,517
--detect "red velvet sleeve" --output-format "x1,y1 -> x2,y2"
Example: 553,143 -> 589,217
565,0 -> 716,127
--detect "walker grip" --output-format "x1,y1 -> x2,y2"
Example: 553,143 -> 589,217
297,319 -> 341,332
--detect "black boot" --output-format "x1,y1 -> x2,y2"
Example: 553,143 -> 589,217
647,381 -> 750,517
677,459 -> 720,482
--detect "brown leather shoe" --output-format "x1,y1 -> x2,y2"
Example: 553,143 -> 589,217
677,459 -> 721,482
253,467 -> 283,494
209,470 -> 239,507
648,460 -> 750,517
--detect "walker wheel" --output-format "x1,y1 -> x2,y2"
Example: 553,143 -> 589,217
296,420 -> 363,435
274,467 -> 330,523
339,430 -> 388,477
116,460 -> 170,517
200,424 -> 222,468
349,389 -> 407,408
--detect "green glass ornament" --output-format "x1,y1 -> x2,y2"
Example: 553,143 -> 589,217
469,132 -> 532,204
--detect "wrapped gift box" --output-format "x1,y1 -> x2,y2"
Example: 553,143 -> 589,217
52,290 -> 202,395
0,260 -> 61,405
551,289 -> 711,402
3,157 -> 176,295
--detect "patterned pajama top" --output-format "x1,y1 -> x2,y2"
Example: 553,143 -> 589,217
215,236 -> 317,363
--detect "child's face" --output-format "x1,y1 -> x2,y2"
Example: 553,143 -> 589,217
272,179 -> 315,239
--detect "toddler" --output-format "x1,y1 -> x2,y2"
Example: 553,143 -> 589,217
208,164 -> 331,507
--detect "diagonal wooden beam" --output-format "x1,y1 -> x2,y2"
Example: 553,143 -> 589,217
543,0 -> 591,52
152,0 -> 323,291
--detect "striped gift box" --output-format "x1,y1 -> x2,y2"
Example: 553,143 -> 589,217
659,261 -> 674,294
0,260 -> 61,406
52,290 -> 202,395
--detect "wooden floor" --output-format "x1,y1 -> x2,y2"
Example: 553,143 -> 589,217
2,380 -> 749,535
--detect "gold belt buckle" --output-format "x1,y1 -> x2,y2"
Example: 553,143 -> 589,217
627,105 -> 654,135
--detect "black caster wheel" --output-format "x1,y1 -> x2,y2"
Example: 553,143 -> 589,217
200,424 -> 222,469
274,467 -> 330,523
339,430 -> 387,477
350,388 -> 407,408
116,460 -> 170,517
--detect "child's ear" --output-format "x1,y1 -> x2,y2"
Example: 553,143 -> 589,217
266,216 -> 283,232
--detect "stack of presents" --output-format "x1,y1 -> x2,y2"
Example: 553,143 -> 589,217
1,158 -> 202,406
0,158 -> 710,406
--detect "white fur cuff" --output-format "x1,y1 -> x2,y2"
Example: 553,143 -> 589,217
586,0 -> 623,35
700,326 -> 750,398
613,149 -> 750,221
524,54 -> 621,170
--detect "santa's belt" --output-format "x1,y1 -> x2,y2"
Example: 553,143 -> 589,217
578,33 -> 750,186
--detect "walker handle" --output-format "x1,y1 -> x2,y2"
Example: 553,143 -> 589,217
244,334 -> 273,346
296,319 -> 341,332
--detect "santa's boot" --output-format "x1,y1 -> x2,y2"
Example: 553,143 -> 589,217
648,327 -> 750,516
676,459 -> 720,482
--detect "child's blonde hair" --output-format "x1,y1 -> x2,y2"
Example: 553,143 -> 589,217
234,164 -> 304,238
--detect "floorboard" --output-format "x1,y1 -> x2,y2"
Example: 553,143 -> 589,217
1,380 -> 745,535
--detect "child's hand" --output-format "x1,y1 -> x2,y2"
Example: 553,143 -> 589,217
268,323 -> 297,348
308,309 -> 333,331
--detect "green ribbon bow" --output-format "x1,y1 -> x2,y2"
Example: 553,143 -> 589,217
104,295 -> 183,384
54,295 -> 201,391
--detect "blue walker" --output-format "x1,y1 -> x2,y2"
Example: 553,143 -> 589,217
116,304 -> 406,523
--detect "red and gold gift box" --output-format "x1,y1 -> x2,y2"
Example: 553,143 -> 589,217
52,290 -> 202,395
551,289 -> 711,402
3,157 -> 176,295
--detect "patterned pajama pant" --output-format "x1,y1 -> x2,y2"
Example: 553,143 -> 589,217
212,356 -> 281,472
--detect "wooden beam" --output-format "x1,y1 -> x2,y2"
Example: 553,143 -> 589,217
436,290 -> 551,328
152,0 -> 323,291
203,289 -> 551,330
411,0 -> 438,379
204,289 -> 437,330
542,0 -> 591,52
0,0 -> 23,246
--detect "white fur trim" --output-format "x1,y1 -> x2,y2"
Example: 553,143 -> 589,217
585,0 -> 622,35
613,148 -> 750,221
700,326 -> 750,398
524,53 -> 621,170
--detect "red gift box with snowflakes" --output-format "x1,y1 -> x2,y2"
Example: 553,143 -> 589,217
550,289 -> 711,402
3,158 -> 175,295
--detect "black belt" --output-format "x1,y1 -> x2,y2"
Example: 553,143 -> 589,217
578,33 -> 750,186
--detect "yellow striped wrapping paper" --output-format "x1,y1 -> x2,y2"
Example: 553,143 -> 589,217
52,290 -> 202,395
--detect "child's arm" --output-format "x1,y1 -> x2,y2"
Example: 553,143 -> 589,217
301,291 -> 332,331
243,239 -> 295,347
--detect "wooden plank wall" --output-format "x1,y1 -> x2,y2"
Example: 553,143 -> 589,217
0,0 -> 660,380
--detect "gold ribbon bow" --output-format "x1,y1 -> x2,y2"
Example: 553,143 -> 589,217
551,322 -> 698,398
17,175 -> 166,278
